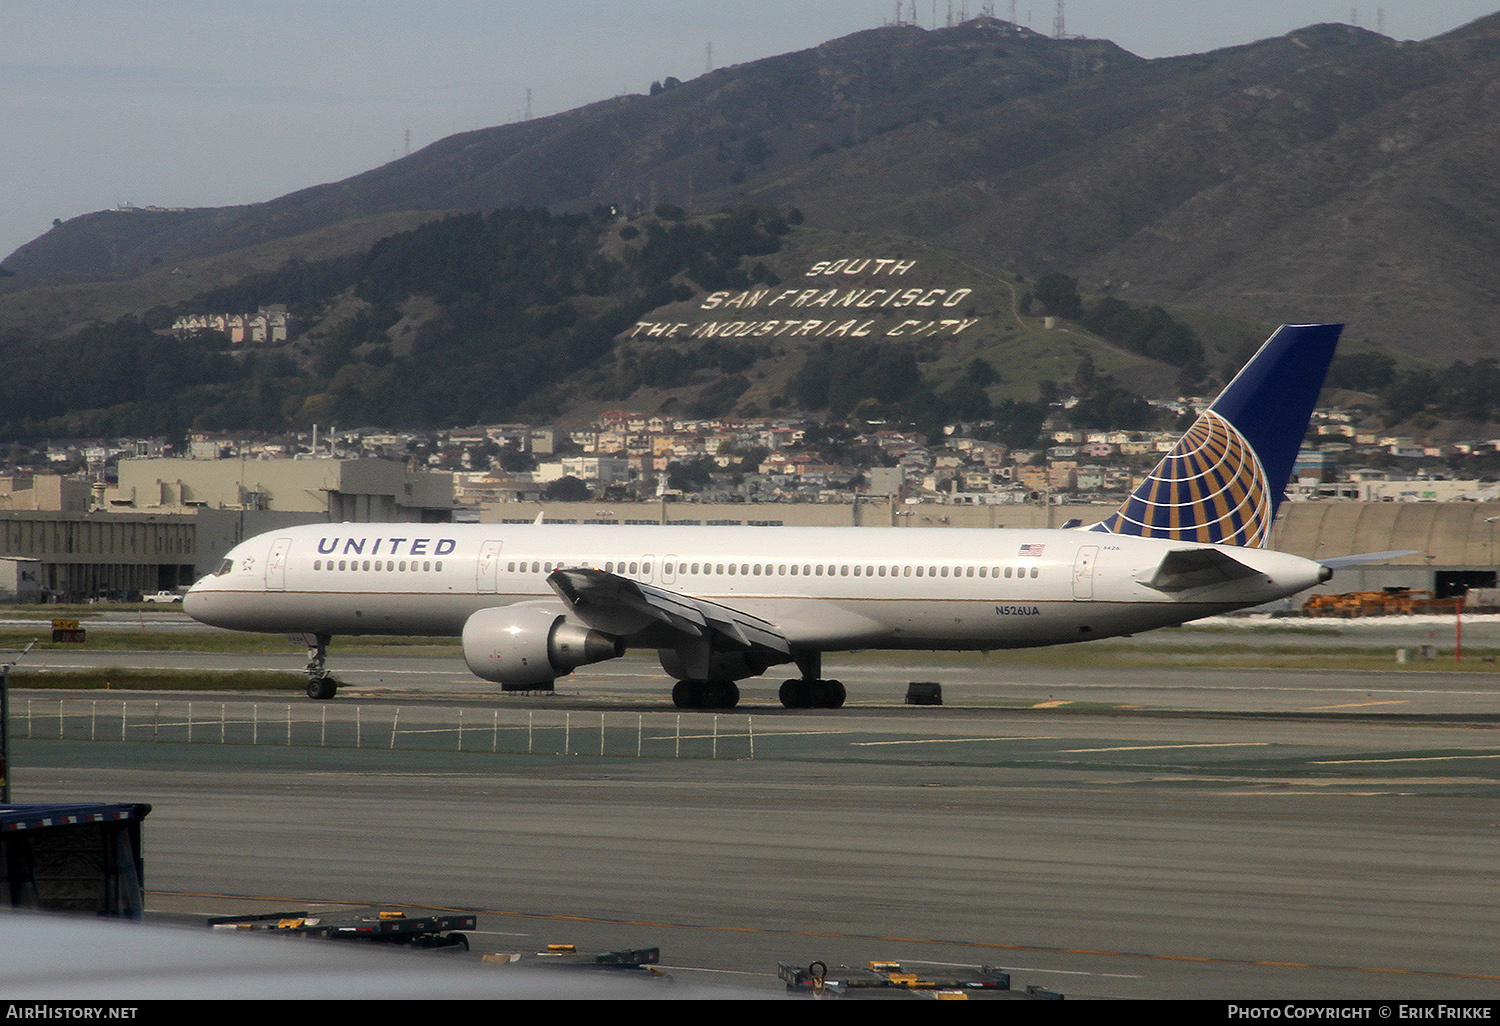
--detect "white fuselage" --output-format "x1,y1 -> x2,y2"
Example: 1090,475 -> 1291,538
184,523 -> 1325,652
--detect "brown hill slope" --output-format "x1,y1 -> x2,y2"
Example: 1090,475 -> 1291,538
4,15 -> 1498,361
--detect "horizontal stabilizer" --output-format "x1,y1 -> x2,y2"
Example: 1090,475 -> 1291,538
1141,547 -> 1265,593
1319,550 -> 1419,569
548,568 -> 790,658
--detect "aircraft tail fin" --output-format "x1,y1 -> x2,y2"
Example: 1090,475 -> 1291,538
1091,323 -> 1343,547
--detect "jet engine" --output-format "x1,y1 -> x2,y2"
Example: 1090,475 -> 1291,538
462,606 -> 623,689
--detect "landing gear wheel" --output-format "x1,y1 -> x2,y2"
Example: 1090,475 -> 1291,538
306,676 -> 337,701
304,632 -> 335,701
705,680 -> 740,710
780,679 -> 844,709
673,680 -> 741,709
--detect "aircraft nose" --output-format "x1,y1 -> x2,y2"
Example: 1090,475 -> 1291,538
182,580 -> 212,624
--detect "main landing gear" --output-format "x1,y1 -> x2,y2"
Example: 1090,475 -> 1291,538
672,679 -> 740,710
778,678 -> 846,709
778,650 -> 846,709
305,632 -> 339,700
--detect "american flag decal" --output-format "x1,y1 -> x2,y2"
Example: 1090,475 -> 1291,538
1018,544 -> 1045,557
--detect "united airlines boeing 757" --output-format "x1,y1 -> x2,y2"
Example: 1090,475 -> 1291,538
186,323 -> 1371,709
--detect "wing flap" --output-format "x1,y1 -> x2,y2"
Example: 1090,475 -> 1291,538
548,568 -> 790,658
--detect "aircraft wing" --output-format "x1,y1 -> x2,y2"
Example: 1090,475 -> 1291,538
547,568 -> 792,660
1139,547 -> 1265,593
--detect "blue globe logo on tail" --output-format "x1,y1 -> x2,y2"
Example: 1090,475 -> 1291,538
1091,323 -> 1343,548
1093,410 -> 1272,546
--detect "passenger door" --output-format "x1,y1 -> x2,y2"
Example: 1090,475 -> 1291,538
1072,545 -> 1099,600
265,537 -> 293,592
477,540 -> 504,593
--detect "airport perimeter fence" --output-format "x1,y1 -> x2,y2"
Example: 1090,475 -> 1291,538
14,697 -> 760,761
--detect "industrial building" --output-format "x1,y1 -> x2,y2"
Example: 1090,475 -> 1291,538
0,459 -> 453,601
110,457 -> 453,522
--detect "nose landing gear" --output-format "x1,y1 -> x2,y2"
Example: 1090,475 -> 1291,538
305,632 -> 338,700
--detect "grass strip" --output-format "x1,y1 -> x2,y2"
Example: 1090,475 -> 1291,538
0,629 -> 458,655
9,668 -> 307,692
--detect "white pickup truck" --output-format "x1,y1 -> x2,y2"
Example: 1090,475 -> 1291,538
142,591 -> 183,604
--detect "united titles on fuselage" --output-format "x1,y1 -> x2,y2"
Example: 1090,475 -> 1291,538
317,536 -> 458,557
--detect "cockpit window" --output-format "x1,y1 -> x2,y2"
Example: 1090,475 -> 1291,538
215,559 -> 234,576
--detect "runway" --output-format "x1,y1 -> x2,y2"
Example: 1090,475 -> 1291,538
9,654 -> 1500,999
16,643 -> 1500,717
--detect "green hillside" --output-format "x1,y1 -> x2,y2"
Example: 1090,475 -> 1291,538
0,206 -> 1250,441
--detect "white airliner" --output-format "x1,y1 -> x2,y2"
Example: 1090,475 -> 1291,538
186,323 -> 1376,709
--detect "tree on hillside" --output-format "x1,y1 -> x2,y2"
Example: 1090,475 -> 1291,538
1032,273 -> 1082,320
542,476 -> 590,502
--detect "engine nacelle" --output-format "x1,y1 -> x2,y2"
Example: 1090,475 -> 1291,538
463,606 -> 623,688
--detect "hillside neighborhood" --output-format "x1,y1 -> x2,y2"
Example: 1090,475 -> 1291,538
9,398 -> 1500,519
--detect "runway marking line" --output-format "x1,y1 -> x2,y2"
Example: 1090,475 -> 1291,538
1311,754 -> 1500,765
651,729 -> 853,740
851,736 -> 1060,746
154,891 -> 1500,984
1305,700 -> 1407,710
1060,743 -> 1270,753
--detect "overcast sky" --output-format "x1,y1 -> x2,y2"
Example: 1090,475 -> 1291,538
3,1 -> 1497,260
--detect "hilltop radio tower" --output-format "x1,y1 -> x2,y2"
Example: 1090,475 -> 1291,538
1053,0 -> 1065,39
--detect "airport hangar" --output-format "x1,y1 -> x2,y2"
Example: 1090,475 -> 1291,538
478,496 -> 1500,603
